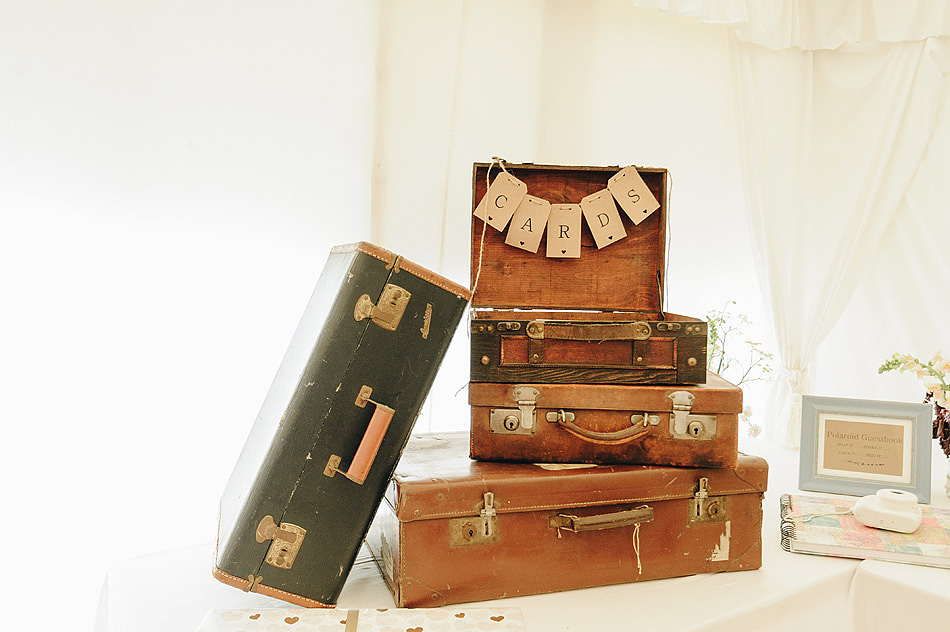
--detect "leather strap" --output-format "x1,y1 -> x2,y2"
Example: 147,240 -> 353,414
550,506 -> 654,532
527,320 -> 651,341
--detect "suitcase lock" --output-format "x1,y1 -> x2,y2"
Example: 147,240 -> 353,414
669,391 -> 717,441
449,492 -> 499,547
354,283 -> 411,331
488,386 -> 539,435
689,477 -> 729,522
255,515 -> 307,569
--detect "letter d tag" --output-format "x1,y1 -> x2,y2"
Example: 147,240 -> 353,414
505,195 -> 551,253
474,172 -> 528,231
546,204 -> 582,258
607,166 -> 660,225
580,189 -> 626,249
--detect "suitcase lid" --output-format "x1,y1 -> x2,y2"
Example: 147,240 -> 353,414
386,433 -> 766,523
470,163 -> 668,312
468,371 -> 741,414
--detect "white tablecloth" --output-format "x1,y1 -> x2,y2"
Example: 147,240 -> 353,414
94,441 -> 950,632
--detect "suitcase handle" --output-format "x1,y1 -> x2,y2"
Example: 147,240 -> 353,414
549,506 -> 654,532
548,409 -> 651,444
324,401 -> 396,485
526,320 -> 651,341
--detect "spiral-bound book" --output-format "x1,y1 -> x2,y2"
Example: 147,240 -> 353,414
780,494 -> 950,568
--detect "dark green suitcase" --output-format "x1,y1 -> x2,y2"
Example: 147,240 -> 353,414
214,242 -> 470,607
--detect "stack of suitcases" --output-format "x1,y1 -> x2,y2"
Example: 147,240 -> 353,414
365,162 -> 769,607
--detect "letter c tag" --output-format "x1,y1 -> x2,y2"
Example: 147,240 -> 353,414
473,171 -> 528,231
580,189 -> 626,249
505,195 -> 551,253
607,166 -> 660,225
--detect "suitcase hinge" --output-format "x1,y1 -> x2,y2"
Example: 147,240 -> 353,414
488,385 -> 539,435
668,390 -> 717,441
688,477 -> 728,522
449,491 -> 499,547
354,284 -> 411,331
255,515 -> 307,569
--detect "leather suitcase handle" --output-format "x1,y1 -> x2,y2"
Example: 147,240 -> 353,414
526,320 -> 651,341
325,401 -> 396,485
550,506 -> 654,532
548,409 -> 652,445
345,403 -> 395,484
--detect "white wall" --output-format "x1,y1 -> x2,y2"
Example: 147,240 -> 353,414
1,2 -> 775,630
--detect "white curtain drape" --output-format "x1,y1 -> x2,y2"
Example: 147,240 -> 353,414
637,0 -> 950,446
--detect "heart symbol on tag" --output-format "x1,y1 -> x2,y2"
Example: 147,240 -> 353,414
285,617 -> 299,625
519,241 -> 525,246
488,216 -> 493,221
609,235 -> 613,239
249,614 -> 261,620
561,250 -> 566,254
490,616 -> 505,622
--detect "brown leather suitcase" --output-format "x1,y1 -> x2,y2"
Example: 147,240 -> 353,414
366,433 -> 767,607
469,370 -> 741,468
469,162 -> 706,385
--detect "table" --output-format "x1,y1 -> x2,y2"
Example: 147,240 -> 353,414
94,440 -> 950,632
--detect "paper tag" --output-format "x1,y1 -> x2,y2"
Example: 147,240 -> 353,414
580,189 -> 626,249
473,171 -> 528,231
607,166 -> 660,225
505,195 -> 551,253
545,204 -> 582,258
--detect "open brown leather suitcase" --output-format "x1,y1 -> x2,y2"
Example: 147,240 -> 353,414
366,433 -> 767,607
469,370 -> 741,468
469,162 -> 706,385
214,243 -> 470,607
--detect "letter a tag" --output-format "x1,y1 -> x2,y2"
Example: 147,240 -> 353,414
473,171 -> 528,231
546,204 -> 582,258
505,195 -> 551,253
607,166 -> 660,225
580,189 -> 626,249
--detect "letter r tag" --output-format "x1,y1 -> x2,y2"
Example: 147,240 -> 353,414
607,166 -> 660,225
505,195 -> 551,253
473,171 -> 528,231
546,204 -> 582,258
580,189 -> 626,249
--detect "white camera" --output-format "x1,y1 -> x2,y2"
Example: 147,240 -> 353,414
852,489 -> 922,533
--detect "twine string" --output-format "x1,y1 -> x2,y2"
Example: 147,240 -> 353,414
470,156 -> 507,303
632,522 -> 643,576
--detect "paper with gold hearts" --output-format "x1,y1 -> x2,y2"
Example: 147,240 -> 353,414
473,172 -> 528,232
607,166 -> 659,225
197,608 -> 526,632
505,195 -> 551,253
580,189 -> 626,249
545,204 -> 582,258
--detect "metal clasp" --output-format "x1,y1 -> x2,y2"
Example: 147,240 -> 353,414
668,390 -> 717,440
354,284 -> 411,331
688,477 -> 728,522
449,491 -> 500,547
255,515 -> 307,569
489,385 -> 539,435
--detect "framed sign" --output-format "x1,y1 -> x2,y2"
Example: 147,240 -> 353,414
799,395 -> 932,502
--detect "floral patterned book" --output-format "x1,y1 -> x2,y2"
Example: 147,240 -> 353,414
780,494 -> 950,568
196,608 -> 525,632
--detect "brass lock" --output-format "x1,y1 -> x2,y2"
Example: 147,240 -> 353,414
256,516 -> 307,569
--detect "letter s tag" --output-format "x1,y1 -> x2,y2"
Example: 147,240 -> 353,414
545,204 -> 582,258
505,195 -> 551,253
473,171 -> 528,231
580,189 -> 626,249
607,166 -> 660,225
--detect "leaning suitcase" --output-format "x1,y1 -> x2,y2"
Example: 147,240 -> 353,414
469,371 -> 741,468
469,162 -> 706,385
214,242 -> 471,607
366,433 -> 767,607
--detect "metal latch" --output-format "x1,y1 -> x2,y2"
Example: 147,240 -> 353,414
354,284 -> 411,331
668,391 -> 717,441
256,515 -> 307,569
488,385 -> 539,435
545,410 -> 575,424
688,477 -> 728,523
449,492 -> 499,547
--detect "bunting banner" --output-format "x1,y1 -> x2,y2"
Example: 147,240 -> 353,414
473,165 -> 659,257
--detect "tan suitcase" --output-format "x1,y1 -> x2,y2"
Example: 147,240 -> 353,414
366,433 -> 767,607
